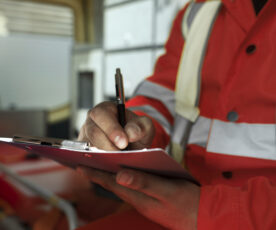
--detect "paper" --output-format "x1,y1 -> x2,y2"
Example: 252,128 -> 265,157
0,137 -> 197,183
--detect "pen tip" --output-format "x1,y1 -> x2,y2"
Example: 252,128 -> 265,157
116,68 -> 121,74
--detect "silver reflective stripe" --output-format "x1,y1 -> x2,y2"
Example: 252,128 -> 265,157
186,2 -> 204,30
170,114 -> 209,161
182,2 -> 204,39
172,115 -> 211,149
128,105 -> 172,134
188,116 -> 211,148
170,114 -> 193,160
171,114 -> 192,144
173,116 -> 276,160
207,120 -> 276,160
133,80 -> 175,118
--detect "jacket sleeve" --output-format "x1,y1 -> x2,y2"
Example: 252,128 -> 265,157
126,5 -> 188,149
198,176 -> 276,229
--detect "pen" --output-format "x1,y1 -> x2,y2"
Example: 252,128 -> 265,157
115,68 -> 126,128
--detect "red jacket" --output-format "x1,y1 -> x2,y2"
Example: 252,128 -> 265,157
126,0 -> 276,229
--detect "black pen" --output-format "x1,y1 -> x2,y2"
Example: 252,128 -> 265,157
115,68 -> 126,128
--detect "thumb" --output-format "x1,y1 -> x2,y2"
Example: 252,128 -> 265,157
125,114 -> 155,149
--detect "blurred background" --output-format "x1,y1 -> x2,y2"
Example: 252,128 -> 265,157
0,0 -> 188,140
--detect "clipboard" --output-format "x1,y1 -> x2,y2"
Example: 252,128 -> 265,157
0,136 -> 197,183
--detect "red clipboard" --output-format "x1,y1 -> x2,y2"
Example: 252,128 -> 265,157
0,137 -> 197,183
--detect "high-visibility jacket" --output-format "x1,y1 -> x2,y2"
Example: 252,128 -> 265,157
126,0 -> 276,229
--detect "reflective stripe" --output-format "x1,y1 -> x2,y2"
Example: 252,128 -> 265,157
176,1 -> 221,122
184,2 -> 204,38
128,105 -> 172,134
171,115 -> 210,161
207,120 -> 276,160
171,114 -> 192,145
183,2 -> 205,40
171,1 -> 221,161
170,114 -> 193,162
188,116 -> 211,147
172,115 -> 210,148
133,80 -> 175,118
182,2 -> 191,40
172,116 -> 276,160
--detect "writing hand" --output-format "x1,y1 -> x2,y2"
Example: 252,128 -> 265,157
78,102 -> 155,150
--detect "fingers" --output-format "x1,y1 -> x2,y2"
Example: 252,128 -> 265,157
89,102 -> 129,149
78,101 -> 155,150
116,169 -> 177,201
83,117 -> 119,150
78,102 -> 128,150
78,167 -> 159,212
125,115 -> 155,149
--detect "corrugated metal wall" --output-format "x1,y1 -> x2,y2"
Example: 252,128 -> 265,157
0,0 -> 73,37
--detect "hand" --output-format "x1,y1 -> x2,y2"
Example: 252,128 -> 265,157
78,101 -> 155,150
77,167 -> 200,230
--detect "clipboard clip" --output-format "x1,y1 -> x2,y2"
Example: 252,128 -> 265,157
13,135 -> 90,151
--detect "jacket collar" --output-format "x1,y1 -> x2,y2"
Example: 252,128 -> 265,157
194,0 -> 273,32
221,0 -> 256,32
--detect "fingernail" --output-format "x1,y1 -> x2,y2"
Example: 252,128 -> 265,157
114,136 -> 127,149
117,171 -> 133,186
126,124 -> 141,140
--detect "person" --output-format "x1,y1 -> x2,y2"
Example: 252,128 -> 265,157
77,0 -> 276,229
